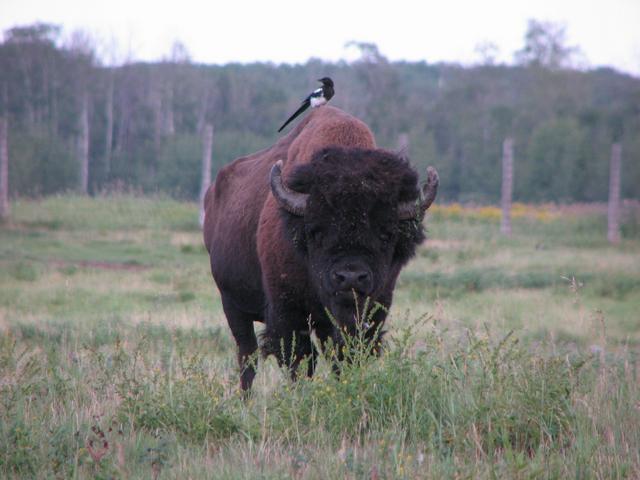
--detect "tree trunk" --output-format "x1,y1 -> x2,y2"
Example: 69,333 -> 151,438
42,61 -> 50,127
500,137 -> 514,236
18,54 -> 35,130
78,92 -> 90,194
607,143 -> 622,244
152,82 -> 163,156
0,117 -> 9,220
50,63 -> 59,134
104,72 -> 114,177
199,124 -> 214,226
164,85 -> 175,136
115,87 -> 129,155
197,89 -> 210,134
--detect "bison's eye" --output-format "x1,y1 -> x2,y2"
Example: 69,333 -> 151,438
307,227 -> 324,243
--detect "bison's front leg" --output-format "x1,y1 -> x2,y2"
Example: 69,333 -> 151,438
262,306 -> 318,381
313,299 -> 388,375
221,294 -> 259,391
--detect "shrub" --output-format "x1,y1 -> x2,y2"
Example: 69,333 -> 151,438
9,128 -> 78,196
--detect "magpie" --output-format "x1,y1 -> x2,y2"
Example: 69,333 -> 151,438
277,77 -> 334,132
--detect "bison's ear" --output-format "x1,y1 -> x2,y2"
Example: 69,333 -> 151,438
270,160 -> 309,216
397,166 -> 439,221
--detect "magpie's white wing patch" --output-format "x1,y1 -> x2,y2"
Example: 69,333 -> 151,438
310,95 -> 327,108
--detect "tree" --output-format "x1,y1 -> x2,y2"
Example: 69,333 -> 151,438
104,70 -> 114,177
523,118 -> 587,202
3,23 -> 62,131
199,124 -> 213,226
345,41 -> 405,142
474,41 -> 500,66
514,19 -> 579,69
65,30 -> 96,193
77,91 -> 89,193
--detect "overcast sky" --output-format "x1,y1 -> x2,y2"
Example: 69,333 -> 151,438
2,0 -> 639,75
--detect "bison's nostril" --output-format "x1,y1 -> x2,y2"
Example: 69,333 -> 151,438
333,271 -> 346,284
330,266 -> 372,292
357,272 -> 370,283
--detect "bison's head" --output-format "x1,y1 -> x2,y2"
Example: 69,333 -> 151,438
270,147 -> 438,332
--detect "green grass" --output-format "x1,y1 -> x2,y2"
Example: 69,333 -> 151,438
1,194 -> 639,478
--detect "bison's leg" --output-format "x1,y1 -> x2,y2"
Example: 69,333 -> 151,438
221,294 -> 259,391
263,308 -> 318,381
284,330 -> 317,381
276,330 -> 318,381
315,323 -> 344,376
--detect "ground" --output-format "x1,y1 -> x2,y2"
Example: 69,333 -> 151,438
0,195 -> 638,478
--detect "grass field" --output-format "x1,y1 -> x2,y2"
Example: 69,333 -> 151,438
1,195 -> 639,479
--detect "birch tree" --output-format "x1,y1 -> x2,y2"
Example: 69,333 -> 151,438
199,124 -> 214,226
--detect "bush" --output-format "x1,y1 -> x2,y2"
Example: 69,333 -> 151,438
9,128 -> 78,196
156,134 -> 202,199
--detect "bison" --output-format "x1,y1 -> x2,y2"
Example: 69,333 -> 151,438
203,106 -> 438,390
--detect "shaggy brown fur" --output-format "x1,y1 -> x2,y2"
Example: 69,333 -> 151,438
203,106 -> 435,390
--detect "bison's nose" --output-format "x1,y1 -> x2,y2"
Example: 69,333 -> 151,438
330,264 -> 373,294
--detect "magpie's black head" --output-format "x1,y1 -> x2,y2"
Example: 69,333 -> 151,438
318,77 -> 334,87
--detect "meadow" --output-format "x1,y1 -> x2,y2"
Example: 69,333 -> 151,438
0,195 -> 639,479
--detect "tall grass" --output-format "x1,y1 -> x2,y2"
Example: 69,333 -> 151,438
1,316 -> 638,478
0,195 -> 639,478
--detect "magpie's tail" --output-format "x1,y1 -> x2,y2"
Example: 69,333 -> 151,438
278,99 -> 311,132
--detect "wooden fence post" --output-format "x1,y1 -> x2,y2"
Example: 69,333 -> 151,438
199,124 -> 214,227
500,137 -> 514,236
104,73 -> 114,178
607,143 -> 622,244
78,92 -> 89,193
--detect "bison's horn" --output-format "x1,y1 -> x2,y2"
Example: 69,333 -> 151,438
398,166 -> 439,220
270,160 -> 309,216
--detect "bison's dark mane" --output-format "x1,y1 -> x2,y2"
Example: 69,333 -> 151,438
282,147 -> 426,264
288,147 -> 419,202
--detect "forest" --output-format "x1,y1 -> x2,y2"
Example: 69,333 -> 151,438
0,22 -> 638,203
